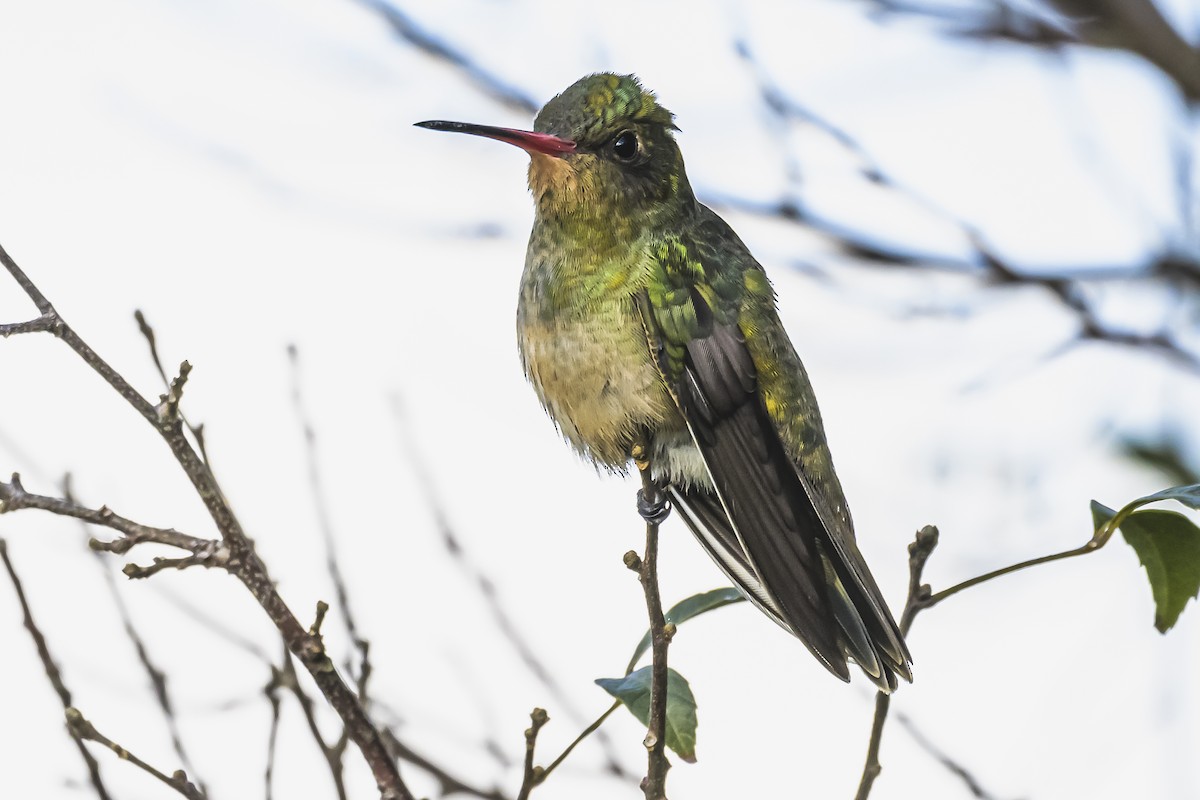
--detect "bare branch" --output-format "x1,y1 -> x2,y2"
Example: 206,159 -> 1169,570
391,393 -> 631,778
516,708 -> 549,800
289,346 -> 368,670
0,313 -> 58,337
856,526 -> 937,800
158,361 -> 193,425
263,646 -> 285,800
630,442 -> 671,800
65,708 -> 206,800
1,539 -> 112,800
135,311 -> 214,465
0,472 -> 224,561
894,711 -> 1008,800
0,243 -> 414,800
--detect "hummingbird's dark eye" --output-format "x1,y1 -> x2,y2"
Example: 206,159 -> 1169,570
611,130 -> 639,161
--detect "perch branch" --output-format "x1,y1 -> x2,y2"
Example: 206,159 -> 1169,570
630,441 -> 672,800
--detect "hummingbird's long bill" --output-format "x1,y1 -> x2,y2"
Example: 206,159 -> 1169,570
414,120 -> 576,156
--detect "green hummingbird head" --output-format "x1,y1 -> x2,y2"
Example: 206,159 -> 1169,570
416,73 -> 695,223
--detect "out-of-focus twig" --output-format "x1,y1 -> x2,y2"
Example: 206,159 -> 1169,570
893,711 -> 1007,800
380,728 -> 511,800
287,345 -> 370,690
355,0 -> 538,114
1,539 -> 112,800
390,393 -> 633,780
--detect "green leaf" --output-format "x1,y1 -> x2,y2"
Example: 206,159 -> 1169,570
627,588 -> 745,673
596,667 -> 698,763
1118,509 -> 1200,633
1091,500 -> 1116,531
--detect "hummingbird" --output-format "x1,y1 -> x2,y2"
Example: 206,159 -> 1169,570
417,73 -> 911,691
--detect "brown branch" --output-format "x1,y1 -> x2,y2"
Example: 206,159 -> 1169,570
0,242 -> 413,800
264,605 -> 350,800
1,539 -> 112,800
855,526 -> 937,800
0,313 -> 57,336
264,644 -> 285,800
630,442 -> 671,800
516,708 -> 549,800
65,708 -> 206,800
135,310 -> 213,466
0,474 -> 229,576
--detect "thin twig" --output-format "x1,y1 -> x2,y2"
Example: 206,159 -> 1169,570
893,712 -> 1006,800
0,474 -> 230,578
356,0 -> 538,114
274,608 -> 349,800
66,707 -> 206,800
854,526 -> 938,800
391,394 -> 630,779
0,474 -> 218,554
289,347 -> 369,681
539,701 -> 621,783
289,346 -> 384,775
135,311 -> 214,466
1,539 -> 113,800
379,728 -> 511,800
922,542 -> 1097,608
264,645 -> 285,800
516,708 -> 549,800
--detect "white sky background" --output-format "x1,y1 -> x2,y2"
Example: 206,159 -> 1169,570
1,1 -> 1199,799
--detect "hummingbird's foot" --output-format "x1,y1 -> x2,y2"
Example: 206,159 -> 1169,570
637,488 -> 672,525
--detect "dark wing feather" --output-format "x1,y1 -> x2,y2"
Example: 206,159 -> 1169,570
639,229 -> 911,690
679,324 -> 852,679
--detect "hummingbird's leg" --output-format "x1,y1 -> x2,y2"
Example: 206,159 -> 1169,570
636,484 -> 672,524
631,439 -> 672,524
